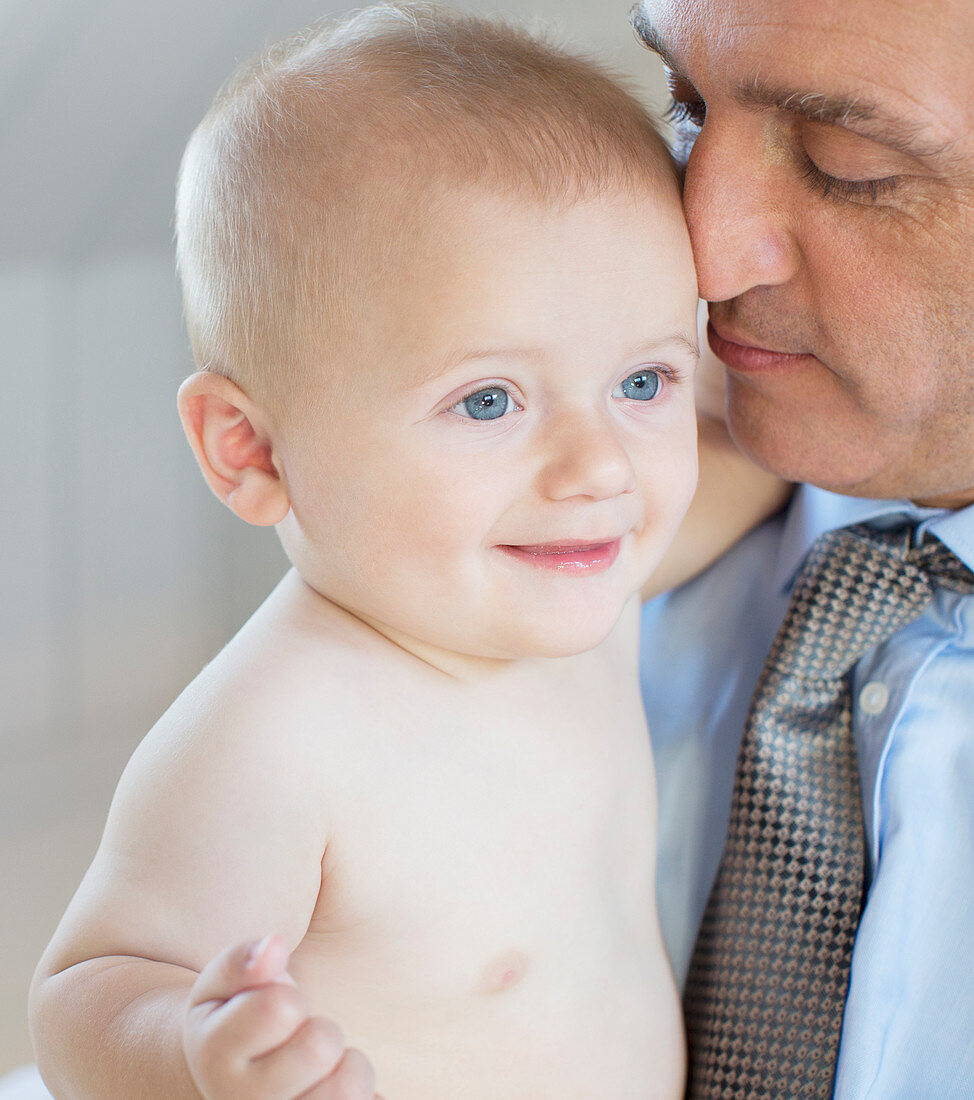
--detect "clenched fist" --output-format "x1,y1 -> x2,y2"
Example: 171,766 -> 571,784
183,935 -> 381,1100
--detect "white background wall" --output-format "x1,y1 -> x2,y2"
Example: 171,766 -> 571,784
0,0 -> 667,1074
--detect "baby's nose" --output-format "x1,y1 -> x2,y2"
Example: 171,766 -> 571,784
538,414 -> 637,503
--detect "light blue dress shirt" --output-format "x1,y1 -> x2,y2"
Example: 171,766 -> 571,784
641,484 -> 974,1098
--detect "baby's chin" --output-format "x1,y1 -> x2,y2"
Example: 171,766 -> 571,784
473,597 -> 638,662
331,595 -> 635,671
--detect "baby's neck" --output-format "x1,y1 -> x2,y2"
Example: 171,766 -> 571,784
291,570 -> 635,688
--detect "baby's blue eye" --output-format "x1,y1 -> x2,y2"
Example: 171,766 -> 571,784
615,369 -> 661,401
455,387 -> 512,421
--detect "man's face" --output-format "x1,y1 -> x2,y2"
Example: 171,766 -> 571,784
277,186 -> 699,664
635,0 -> 974,506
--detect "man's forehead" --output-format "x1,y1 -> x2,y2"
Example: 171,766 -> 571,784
632,0 -> 973,139
633,0 -> 972,61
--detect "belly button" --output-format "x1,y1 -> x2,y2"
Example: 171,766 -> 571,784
479,950 -> 530,995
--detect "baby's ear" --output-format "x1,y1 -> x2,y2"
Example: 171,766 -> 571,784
177,372 -> 290,527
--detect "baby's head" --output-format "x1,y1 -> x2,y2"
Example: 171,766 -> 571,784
176,2 -> 700,664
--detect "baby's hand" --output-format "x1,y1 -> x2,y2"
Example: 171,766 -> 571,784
184,934 -> 380,1099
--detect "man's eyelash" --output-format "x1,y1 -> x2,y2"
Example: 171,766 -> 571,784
664,97 -> 705,129
662,86 -> 902,207
799,158 -> 899,205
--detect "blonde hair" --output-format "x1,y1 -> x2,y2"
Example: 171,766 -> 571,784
175,2 -> 676,408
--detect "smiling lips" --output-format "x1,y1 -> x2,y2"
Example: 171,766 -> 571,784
497,539 -> 621,573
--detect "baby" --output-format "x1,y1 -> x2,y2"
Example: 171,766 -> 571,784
30,5 -> 779,1098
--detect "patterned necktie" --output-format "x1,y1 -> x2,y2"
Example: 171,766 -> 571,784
683,524 -> 974,1099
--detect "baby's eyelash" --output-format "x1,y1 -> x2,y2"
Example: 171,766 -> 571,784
800,157 -> 899,205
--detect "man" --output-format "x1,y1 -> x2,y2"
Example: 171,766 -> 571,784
632,0 -> 974,1095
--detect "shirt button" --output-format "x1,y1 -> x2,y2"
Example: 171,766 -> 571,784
860,681 -> 890,716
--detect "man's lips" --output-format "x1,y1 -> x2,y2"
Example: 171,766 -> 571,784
497,539 -> 621,574
707,320 -> 818,374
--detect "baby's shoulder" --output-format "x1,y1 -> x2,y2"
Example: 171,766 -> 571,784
69,574 -> 366,966
155,573 -> 378,774
158,569 -> 443,790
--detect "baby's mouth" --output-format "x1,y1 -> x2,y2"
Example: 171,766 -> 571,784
496,539 -> 621,573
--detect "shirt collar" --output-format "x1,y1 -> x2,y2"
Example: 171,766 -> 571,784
774,484 -> 974,594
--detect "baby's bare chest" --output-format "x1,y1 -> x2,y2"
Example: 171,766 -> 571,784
286,676 -> 682,1097
333,742 -> 653,952
320,671 -> 655,951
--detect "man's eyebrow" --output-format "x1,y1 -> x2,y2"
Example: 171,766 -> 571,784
628,6 -> 679,70
628,8 -> 953,163
739,80 -> 952,160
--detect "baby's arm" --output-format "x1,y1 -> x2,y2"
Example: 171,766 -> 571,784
643,335 -> 792,598
29,689 -> 374,1099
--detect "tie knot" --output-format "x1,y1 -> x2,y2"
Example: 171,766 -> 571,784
771,523 -> 970,682
841,522 -> 974,592
906,533 -> 974,593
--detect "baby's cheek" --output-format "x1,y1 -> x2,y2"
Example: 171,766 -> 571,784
643,452 -> 698,537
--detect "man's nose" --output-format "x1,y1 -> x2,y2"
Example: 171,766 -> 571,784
538,410 -> 637,503
682,116 -> 799,303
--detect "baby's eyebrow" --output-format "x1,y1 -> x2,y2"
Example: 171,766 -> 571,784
660,333 -> 700,361
419,345 -> 546,385
417,333 -> 698,388
623,333 -> 700,364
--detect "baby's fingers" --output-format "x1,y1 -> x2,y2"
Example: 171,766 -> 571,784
190,934 -> 291,1010
247,1018 -> 362,1098
203,980 -> 316,1064
299,1048 -> 377,1099
299,1049 -> 377,1099
289,1046 -> 377,1100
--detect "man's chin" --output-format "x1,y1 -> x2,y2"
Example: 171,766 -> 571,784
725,398 -> 885,498
726,415 -> 957,503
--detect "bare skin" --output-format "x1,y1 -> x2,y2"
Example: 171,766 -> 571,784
35,575 -> 682,1099
30,190 -> 697,1100
634,0 -> 974,507
29,189 -> 781,1099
